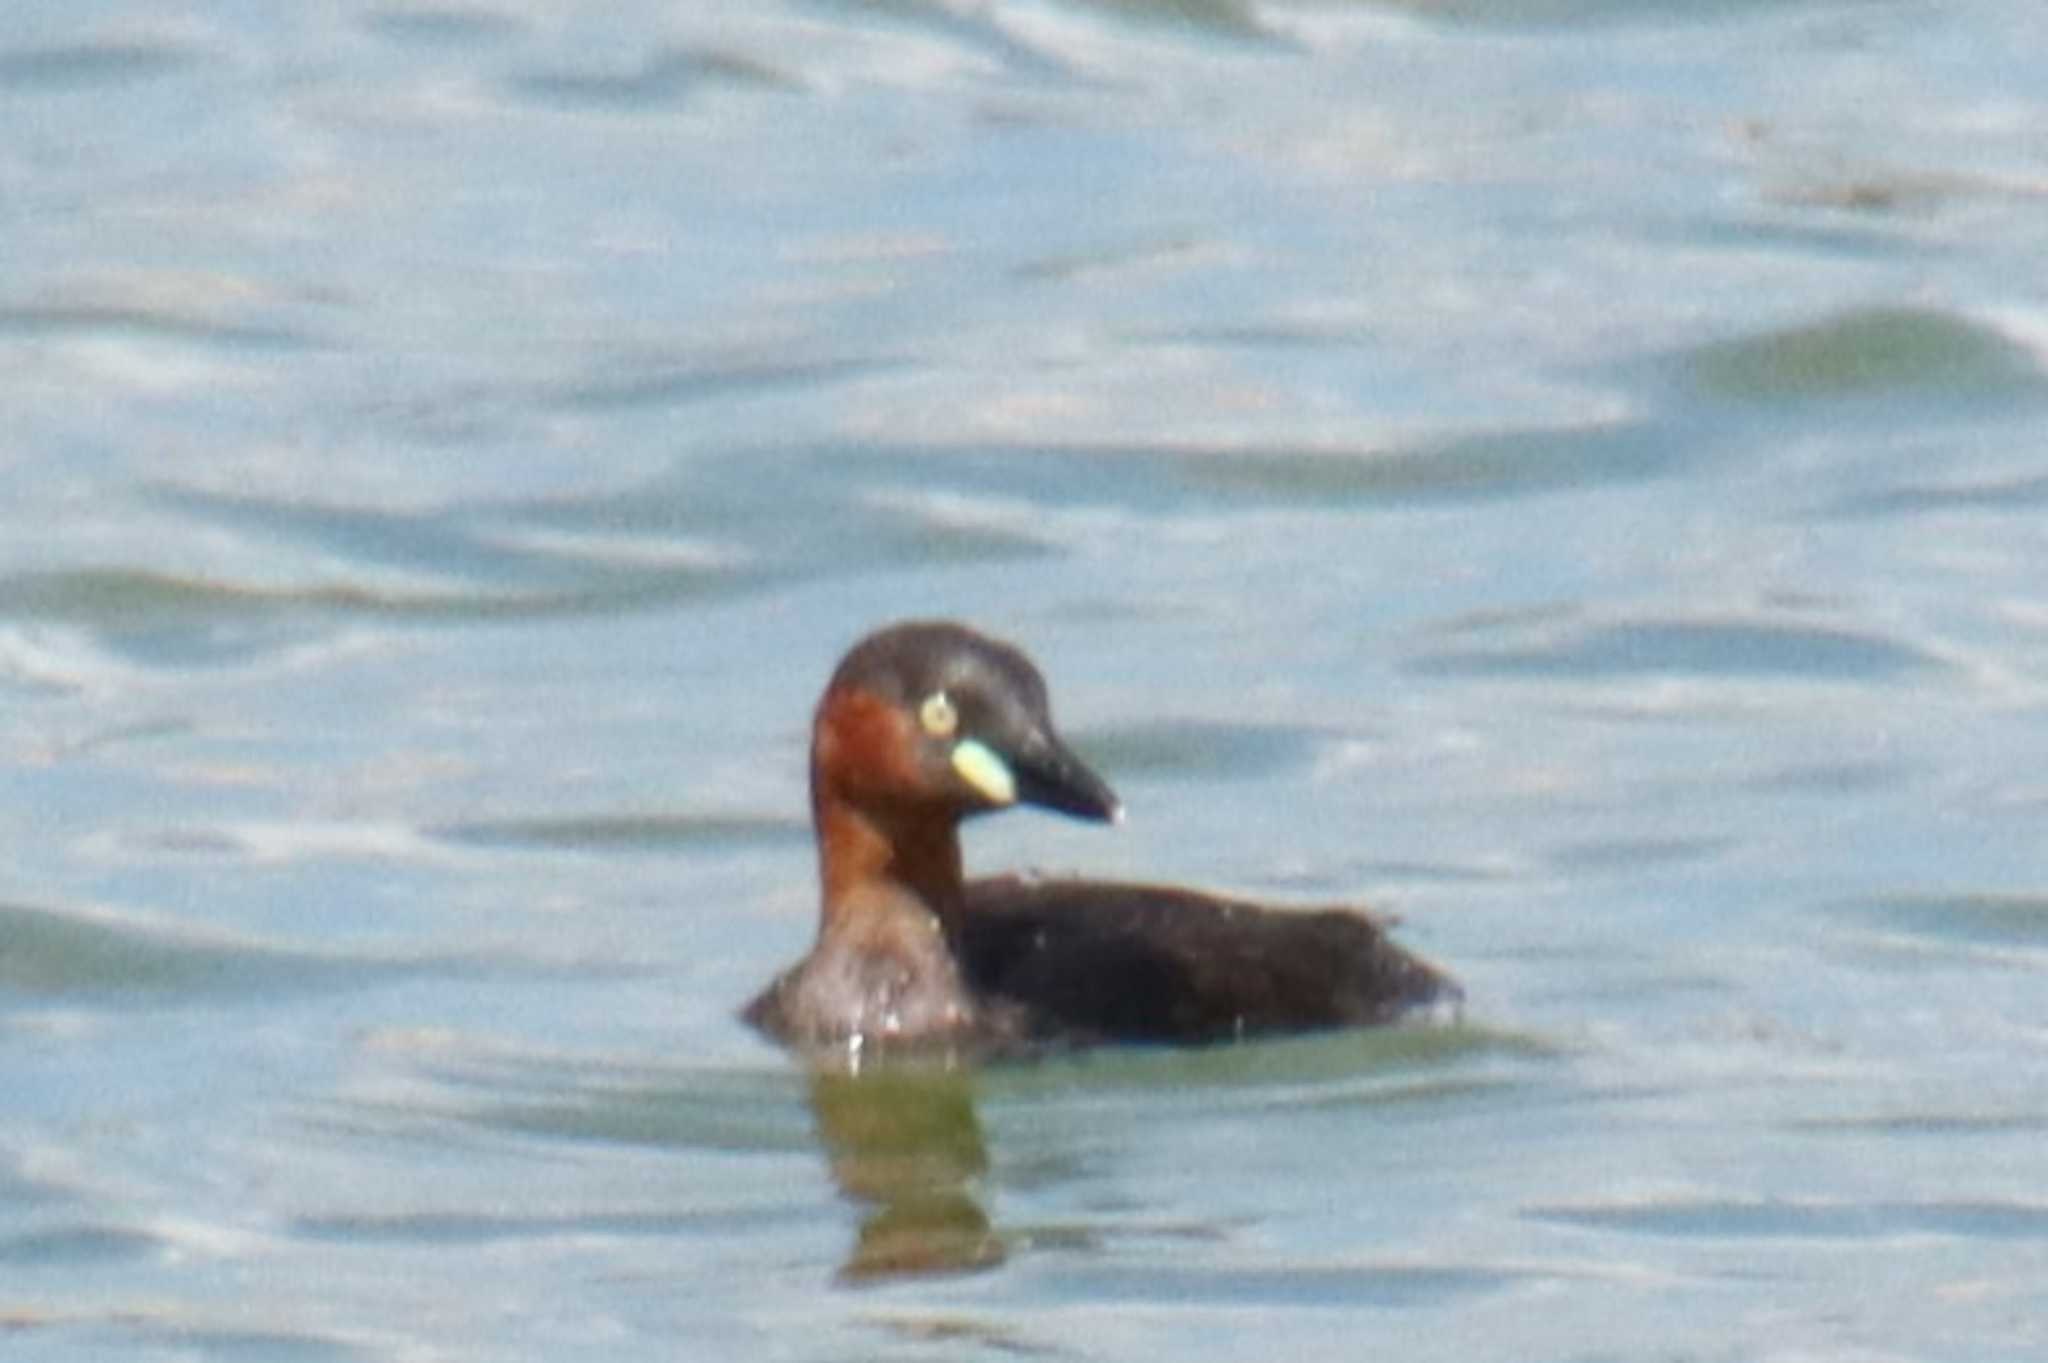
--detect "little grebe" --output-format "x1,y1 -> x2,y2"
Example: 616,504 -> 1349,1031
743,621 -> 1458,1054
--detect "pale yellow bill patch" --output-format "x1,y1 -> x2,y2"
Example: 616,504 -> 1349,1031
950,738 -> 1016,805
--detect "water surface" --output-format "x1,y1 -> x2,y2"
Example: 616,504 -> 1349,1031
5,0 -> 2048,1358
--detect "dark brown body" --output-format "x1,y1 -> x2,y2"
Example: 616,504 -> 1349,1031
955,875 -> 1454,1045
744,874 -> 1455,1052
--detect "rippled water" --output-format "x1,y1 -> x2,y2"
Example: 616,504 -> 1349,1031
6,1 -> 2048,1358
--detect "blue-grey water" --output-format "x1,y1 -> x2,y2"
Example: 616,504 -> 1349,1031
6,1 -> 2048,1357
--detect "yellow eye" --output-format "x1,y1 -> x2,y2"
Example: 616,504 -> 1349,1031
918,691 -> 958,739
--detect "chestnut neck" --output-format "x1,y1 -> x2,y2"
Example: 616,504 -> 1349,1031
811,783 -> 967,937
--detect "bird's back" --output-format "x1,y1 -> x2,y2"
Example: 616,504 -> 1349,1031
956,875 -> 1460,1046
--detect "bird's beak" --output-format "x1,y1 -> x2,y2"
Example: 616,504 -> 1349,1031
993,725 -> 1122,824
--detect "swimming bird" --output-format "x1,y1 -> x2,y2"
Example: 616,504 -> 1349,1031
743,621 -> 1458,1055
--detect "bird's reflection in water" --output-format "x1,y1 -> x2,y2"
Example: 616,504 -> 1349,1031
806,1063 -> 1003,1282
